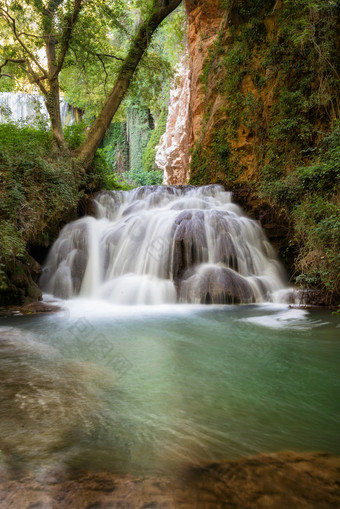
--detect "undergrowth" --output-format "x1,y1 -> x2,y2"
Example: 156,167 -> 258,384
0,123 -> 80,299
0,121 -> 124,303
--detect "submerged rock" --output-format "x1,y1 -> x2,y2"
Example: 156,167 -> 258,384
0,451 -> 339,508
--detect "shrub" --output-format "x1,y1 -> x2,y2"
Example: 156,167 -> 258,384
122,168 -> 163,186
0,122 -> 81,301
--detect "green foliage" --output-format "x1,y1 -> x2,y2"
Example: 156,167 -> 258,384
123,168 -> 163,187
127,53 -> 173,114
0,122 -> 52,153
126,104 -> 153,172
98,122 -> 129,174
60,2 -> 185,121
142,108 -> 168,171
97,103 -> 168,185
0,122 -> 81,295
98,103 -> 168,187
262,121 -> 340,201
1,0 -> 185,138
0,79 -> 15,93
0,221 -> 25,290
192,0 -> 339,302
88,152 -> 129,191
64,122 -> 87,150
259,121 -> 340,301
190,127 -> 233,186
292,197 -> 340,298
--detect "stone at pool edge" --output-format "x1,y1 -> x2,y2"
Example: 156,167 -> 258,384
0,301 -> 63,316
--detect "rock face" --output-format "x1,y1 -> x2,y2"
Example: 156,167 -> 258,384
0,257 -> 42,306
155,58 -> 191,184
184,0 -> 283,185
159,0 -> 266,184
185,0 -> 225,149
185,0 -> 338,192
156,1 -> 224,185
177,0 -> 339,305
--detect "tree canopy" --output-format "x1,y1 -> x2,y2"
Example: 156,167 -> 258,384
0,0 -> 184,166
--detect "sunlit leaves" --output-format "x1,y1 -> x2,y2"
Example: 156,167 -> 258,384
1,0 -> 185,119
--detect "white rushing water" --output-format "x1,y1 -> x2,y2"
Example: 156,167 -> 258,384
40,185 -> 291,305
0,92 -> 77,126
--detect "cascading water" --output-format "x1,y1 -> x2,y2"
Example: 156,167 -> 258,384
0,92 -> 78,126
40,185 -> 289,305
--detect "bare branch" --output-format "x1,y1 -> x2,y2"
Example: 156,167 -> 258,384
25,59 -> 48,95
71,47 -> 90,93
0,54 -> 25,72
0,53 -> 27,84
96,54 -> 108,94
18,32 -> 45,39
96,53 -> 124,62
0,73 -> 16,80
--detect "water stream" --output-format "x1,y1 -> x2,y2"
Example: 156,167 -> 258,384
0,185 -> 339,478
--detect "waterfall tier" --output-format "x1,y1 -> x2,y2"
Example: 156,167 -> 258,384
0,92 -> 79,127
40,185 -> 288,305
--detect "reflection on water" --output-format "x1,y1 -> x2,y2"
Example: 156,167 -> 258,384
0,302 -> 339,476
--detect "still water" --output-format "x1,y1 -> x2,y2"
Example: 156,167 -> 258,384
0,300 -> 339,476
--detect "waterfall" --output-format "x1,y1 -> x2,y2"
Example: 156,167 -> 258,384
0,92 -> 78,127
40,185 -> 289,305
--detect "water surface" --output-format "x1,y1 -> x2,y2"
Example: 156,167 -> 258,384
0,301 -> 339,476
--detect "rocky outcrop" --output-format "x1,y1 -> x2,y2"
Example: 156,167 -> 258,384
185,0 -> 274,184
185,0 -> 225,148
156,1 -> 225,185
180,0 -> 339,303
0,257 -> 42,306
155,58 -> 191,184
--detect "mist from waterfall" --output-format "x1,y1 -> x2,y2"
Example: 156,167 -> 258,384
0,92 -> 78,127
40,185 -> 290,305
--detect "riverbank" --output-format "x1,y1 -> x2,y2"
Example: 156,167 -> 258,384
0,451 -> 339,508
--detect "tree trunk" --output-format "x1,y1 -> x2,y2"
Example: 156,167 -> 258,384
45,30 -> 66,148
46,79 -> 66,148
74,0 -> 182,170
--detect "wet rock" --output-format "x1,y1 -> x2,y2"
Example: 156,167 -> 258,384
70,250 -> 88,294
290,289 -> 333,308
19,301 -> 63,314
172,211 -> 208,279
0,259 -> 42,307
180,266 -> 255,304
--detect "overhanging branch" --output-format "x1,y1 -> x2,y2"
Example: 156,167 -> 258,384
54,0 -> 83,77
96,52 -> 124,62
0,6 -> 47,77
